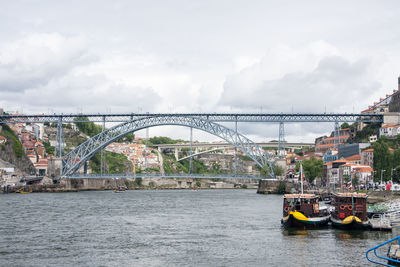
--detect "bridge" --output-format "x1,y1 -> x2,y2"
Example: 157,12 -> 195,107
0,112 -> 383,179
68,173 -> 264,180
153,141 -> 314,161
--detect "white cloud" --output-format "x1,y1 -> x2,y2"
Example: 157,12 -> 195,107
219,51 -> 380,114
0,33 -> 94,92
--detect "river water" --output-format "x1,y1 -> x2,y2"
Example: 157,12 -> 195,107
0,190 -> 396,266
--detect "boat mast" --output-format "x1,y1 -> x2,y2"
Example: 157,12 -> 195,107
300,163 -> 304,194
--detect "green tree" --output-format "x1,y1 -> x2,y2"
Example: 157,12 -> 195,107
273,165 -> 284,176
296,157 -> 323,184
373,140 -> 392,181
74,117 -> 102,137
260,164 -> 272,177
352,176 -> 359,187
341,122 -> 350,129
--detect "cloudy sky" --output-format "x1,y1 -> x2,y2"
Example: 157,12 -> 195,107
1,0 -> 400,142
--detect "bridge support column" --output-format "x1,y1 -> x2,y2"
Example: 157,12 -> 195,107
334,121 -> 340,150
235,118 -> 238,176
101,116 -> 106,174
174,148 -> 179,161
190,127 -> 193,174
145,127 -> 149,174
278,122 -> 285,158
56,116 -> 64,177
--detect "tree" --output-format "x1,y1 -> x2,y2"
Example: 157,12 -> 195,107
341,122 -> 350,129
296,157 -> 323,184
260,164 -> 272,177
352,176 -> 359,188
273,165 -> 284,176
373,140 -> 393,181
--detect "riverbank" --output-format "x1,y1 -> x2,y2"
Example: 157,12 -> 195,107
2,177 -> 259,193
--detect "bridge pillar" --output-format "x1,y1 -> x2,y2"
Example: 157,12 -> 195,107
101,116 -> 106,174
235,117 -> 238,176
190,127 -> 193,174
334,121 -> 340,150
56,116 -> 64,158
278,122 -> 285,158
174,148 -> 179,161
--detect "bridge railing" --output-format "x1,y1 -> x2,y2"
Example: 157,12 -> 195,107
66,173 -> 267,180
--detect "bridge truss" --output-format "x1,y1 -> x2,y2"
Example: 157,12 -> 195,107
0,112 -> 383,123
61,116 -> 273,178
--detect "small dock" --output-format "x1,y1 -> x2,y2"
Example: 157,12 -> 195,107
369,214 -> 392,231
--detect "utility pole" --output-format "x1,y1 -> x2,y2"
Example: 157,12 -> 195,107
381,169 -> 386,188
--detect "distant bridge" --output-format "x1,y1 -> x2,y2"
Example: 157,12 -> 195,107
154,141 -> 315,161
154,141 -> 314,150
68,173 -> 265,180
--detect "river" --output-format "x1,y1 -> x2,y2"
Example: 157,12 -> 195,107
0,190 -> 396,266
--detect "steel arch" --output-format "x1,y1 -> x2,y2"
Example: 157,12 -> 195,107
61,116 -> 274,177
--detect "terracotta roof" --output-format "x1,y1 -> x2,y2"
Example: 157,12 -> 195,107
381,124 -> 397,129
324,162 -> 333,166
332,159 -> 350,163
0,136 -> 6,140
345,154 -> 361,161
342,163 -> 356,167
324,135 -> 350,141
353,166 -> 373,173
362,148 -> 374,152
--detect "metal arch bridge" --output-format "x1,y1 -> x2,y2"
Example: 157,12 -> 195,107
61,116 -> 274,178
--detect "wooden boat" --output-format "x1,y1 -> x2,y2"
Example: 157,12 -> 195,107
114,186 -> 126,193
281,194 -> 330,228
16,189 -> 32,194
330,193 -> 369,229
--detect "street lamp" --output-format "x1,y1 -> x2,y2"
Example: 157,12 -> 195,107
391,168 -> 396,184
381,169 -> 386,188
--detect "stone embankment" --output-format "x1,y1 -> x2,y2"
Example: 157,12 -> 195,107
3,177 -> 259,193
367,191 -> 400,204
257,179 -> 294,194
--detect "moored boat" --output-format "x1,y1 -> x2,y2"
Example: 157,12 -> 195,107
330,193 -> 369,229
281,194 -> 330,228
114,186 -> 126,193
16,189 -> 32,193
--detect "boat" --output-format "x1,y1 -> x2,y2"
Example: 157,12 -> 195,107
330,193 -> 369,229
281,194 -> 331,228
114,186 -> 126,193
16,189 -> 32,194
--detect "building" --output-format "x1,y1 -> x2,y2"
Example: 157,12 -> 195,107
353,166 -> 374,185
369,135 -> 378,143
338,143 -> 370,159
0,136 -> 6,144
345,154 -> 361,165
323,149 -> 338,163
361,148 -> 374,167
380,124 -> 400,137
315,128 -> 351,153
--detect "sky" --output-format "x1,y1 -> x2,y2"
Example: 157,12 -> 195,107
1,0 -> 400,142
